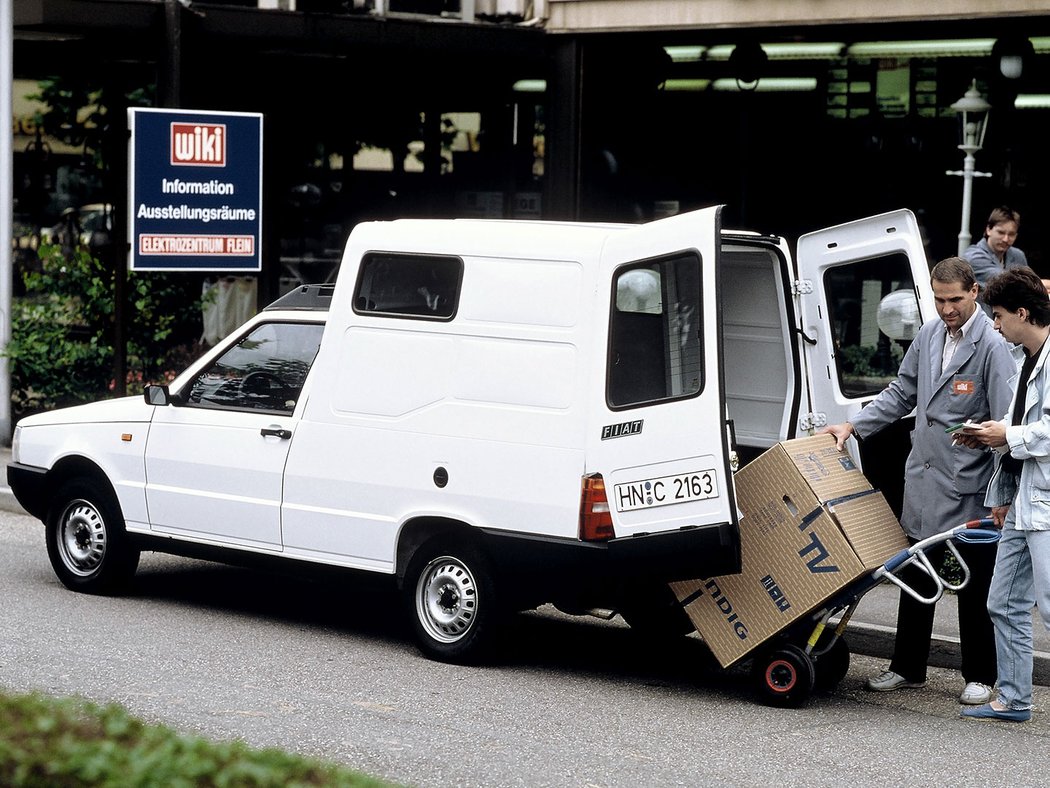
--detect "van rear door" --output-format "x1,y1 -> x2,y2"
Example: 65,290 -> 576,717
592,205 -> 738,576
795,209 -> 934,485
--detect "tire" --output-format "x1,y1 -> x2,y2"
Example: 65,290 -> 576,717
404,540 -> 499,664
618,583 -> 694,639
45,478 -> 140,595
812,635 -> 850,692
752,643 -> 816,708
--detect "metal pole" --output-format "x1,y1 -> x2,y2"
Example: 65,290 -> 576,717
957,148 -> 976,256
947,82 -> 993,258
0,0 -> 14,442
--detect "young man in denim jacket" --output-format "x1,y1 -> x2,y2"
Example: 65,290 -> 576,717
959,267 -> 1050,722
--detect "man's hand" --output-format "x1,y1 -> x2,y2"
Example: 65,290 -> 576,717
991,505 -> 1010,529
819,422 -> 854,451
960,419 -> 1009,449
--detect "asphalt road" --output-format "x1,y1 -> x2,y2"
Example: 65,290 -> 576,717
3,506 -> 1050,787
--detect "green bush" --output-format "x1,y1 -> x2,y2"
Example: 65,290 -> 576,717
0,690 -> 392,787
6,243 -> 205,415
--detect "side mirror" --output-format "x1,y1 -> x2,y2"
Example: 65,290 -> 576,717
144,384 -> 171,406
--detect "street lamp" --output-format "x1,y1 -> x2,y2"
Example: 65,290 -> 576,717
946,80 -> 992,255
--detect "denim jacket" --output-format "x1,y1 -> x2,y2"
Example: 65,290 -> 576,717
985,338 -> 1050,532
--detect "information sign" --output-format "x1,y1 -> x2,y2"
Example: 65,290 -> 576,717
128,108 -> 263,271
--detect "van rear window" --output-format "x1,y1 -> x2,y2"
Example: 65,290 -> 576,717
608,252 -> 703,408
354,253 -> 462,319
822,253 -> 916,398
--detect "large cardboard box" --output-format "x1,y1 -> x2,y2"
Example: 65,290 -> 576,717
670,434 -> 908,668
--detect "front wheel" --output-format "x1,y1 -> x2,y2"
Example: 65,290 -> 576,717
404,540 -> 499,664
751,643 -> 816,708
46,478 -> 140,595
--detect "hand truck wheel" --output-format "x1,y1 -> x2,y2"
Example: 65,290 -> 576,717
751,643 -> 816,707
813,635 -> 850,692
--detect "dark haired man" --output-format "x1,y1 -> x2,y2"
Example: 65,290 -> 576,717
957,267 -> 1050,722
822,257 -> 1014,705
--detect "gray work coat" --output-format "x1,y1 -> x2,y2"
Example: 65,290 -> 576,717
850,310 -> 1015,540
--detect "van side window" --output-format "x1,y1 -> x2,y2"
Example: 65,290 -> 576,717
184,322 -> 324,413
354,253 -> 462,319
608,252 -> 702,408
823,253 -> 918,398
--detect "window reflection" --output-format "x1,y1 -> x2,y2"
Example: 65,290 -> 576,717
823,253 -> 921,398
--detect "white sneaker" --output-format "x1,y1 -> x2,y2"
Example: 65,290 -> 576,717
959,682 -> 993,705
866,670 -> 926,692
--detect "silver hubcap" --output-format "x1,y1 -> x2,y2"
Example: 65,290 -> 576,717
416,556 -> 478,644
58,499 -> 107,577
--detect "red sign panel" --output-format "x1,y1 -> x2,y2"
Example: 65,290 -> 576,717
170,123 -> 227,167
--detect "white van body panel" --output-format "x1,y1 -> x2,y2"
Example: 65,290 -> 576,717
796,208 -> 934,465
589,207 -> 737,538
282,220 -> 613,568
10,396 -> 152,528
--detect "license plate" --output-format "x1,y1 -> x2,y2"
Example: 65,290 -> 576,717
613,469 -> 718,512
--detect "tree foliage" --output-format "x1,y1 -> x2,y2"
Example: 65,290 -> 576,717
6,243 -> 204,415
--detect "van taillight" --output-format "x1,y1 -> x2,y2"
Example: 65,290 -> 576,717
580,473 -> 614,541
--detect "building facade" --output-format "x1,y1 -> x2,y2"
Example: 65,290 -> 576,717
12,0 -> 1050,300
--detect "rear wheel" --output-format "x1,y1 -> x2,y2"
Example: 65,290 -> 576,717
813,635 -> 850,691
46,478 -> 140,594
404,540 -> 499,664
752,643 -> 816,707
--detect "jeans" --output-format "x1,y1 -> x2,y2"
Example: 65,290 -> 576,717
987,527 -> 1050,710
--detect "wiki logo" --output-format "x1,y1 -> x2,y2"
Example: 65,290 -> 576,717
170,123 -> 226,167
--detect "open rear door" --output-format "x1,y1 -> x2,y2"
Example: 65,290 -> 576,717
795,209 -> 934,477
591,205 -> 738,576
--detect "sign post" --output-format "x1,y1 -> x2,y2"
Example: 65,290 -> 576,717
128,108 -> 263,272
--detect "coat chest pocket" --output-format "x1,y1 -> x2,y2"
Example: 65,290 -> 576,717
947,373 -> 985,417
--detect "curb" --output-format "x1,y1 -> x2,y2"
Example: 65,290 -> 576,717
845,621 -> 1050,687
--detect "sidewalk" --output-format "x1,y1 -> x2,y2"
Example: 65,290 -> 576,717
2,441 -> 1048,685
837,577 -> 1050,686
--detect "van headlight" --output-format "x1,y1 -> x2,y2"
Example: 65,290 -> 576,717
11,425 -> 20,464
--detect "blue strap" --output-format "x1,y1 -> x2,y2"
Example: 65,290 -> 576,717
882,548 -> 912,572
954,528 -> 1001,545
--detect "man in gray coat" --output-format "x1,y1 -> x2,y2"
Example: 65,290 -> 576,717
964,206 -> 1028,313
822,257 -> 1014,705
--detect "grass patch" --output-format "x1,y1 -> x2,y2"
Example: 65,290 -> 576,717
0,690 -> 394,787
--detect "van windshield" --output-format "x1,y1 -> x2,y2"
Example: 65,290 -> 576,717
607,252 -> 703,408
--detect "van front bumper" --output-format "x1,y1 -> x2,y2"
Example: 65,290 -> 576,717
7,462 -> 48,521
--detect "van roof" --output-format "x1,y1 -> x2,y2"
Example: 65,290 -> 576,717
264,283 -> 335,312
346,217 -> 636,261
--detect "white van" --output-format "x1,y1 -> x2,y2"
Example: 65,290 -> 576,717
8,206 -> 934,663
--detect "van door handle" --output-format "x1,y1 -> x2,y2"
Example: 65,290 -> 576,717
260,426 -> 292,439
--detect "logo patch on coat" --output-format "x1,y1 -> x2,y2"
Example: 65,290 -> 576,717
953,379 -> 975,395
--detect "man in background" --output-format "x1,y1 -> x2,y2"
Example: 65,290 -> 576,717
964,206 -> 1028,298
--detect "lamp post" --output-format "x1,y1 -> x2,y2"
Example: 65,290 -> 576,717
946,80 -> 992,256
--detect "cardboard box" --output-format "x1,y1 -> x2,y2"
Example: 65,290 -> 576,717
670,434 -> 908,668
